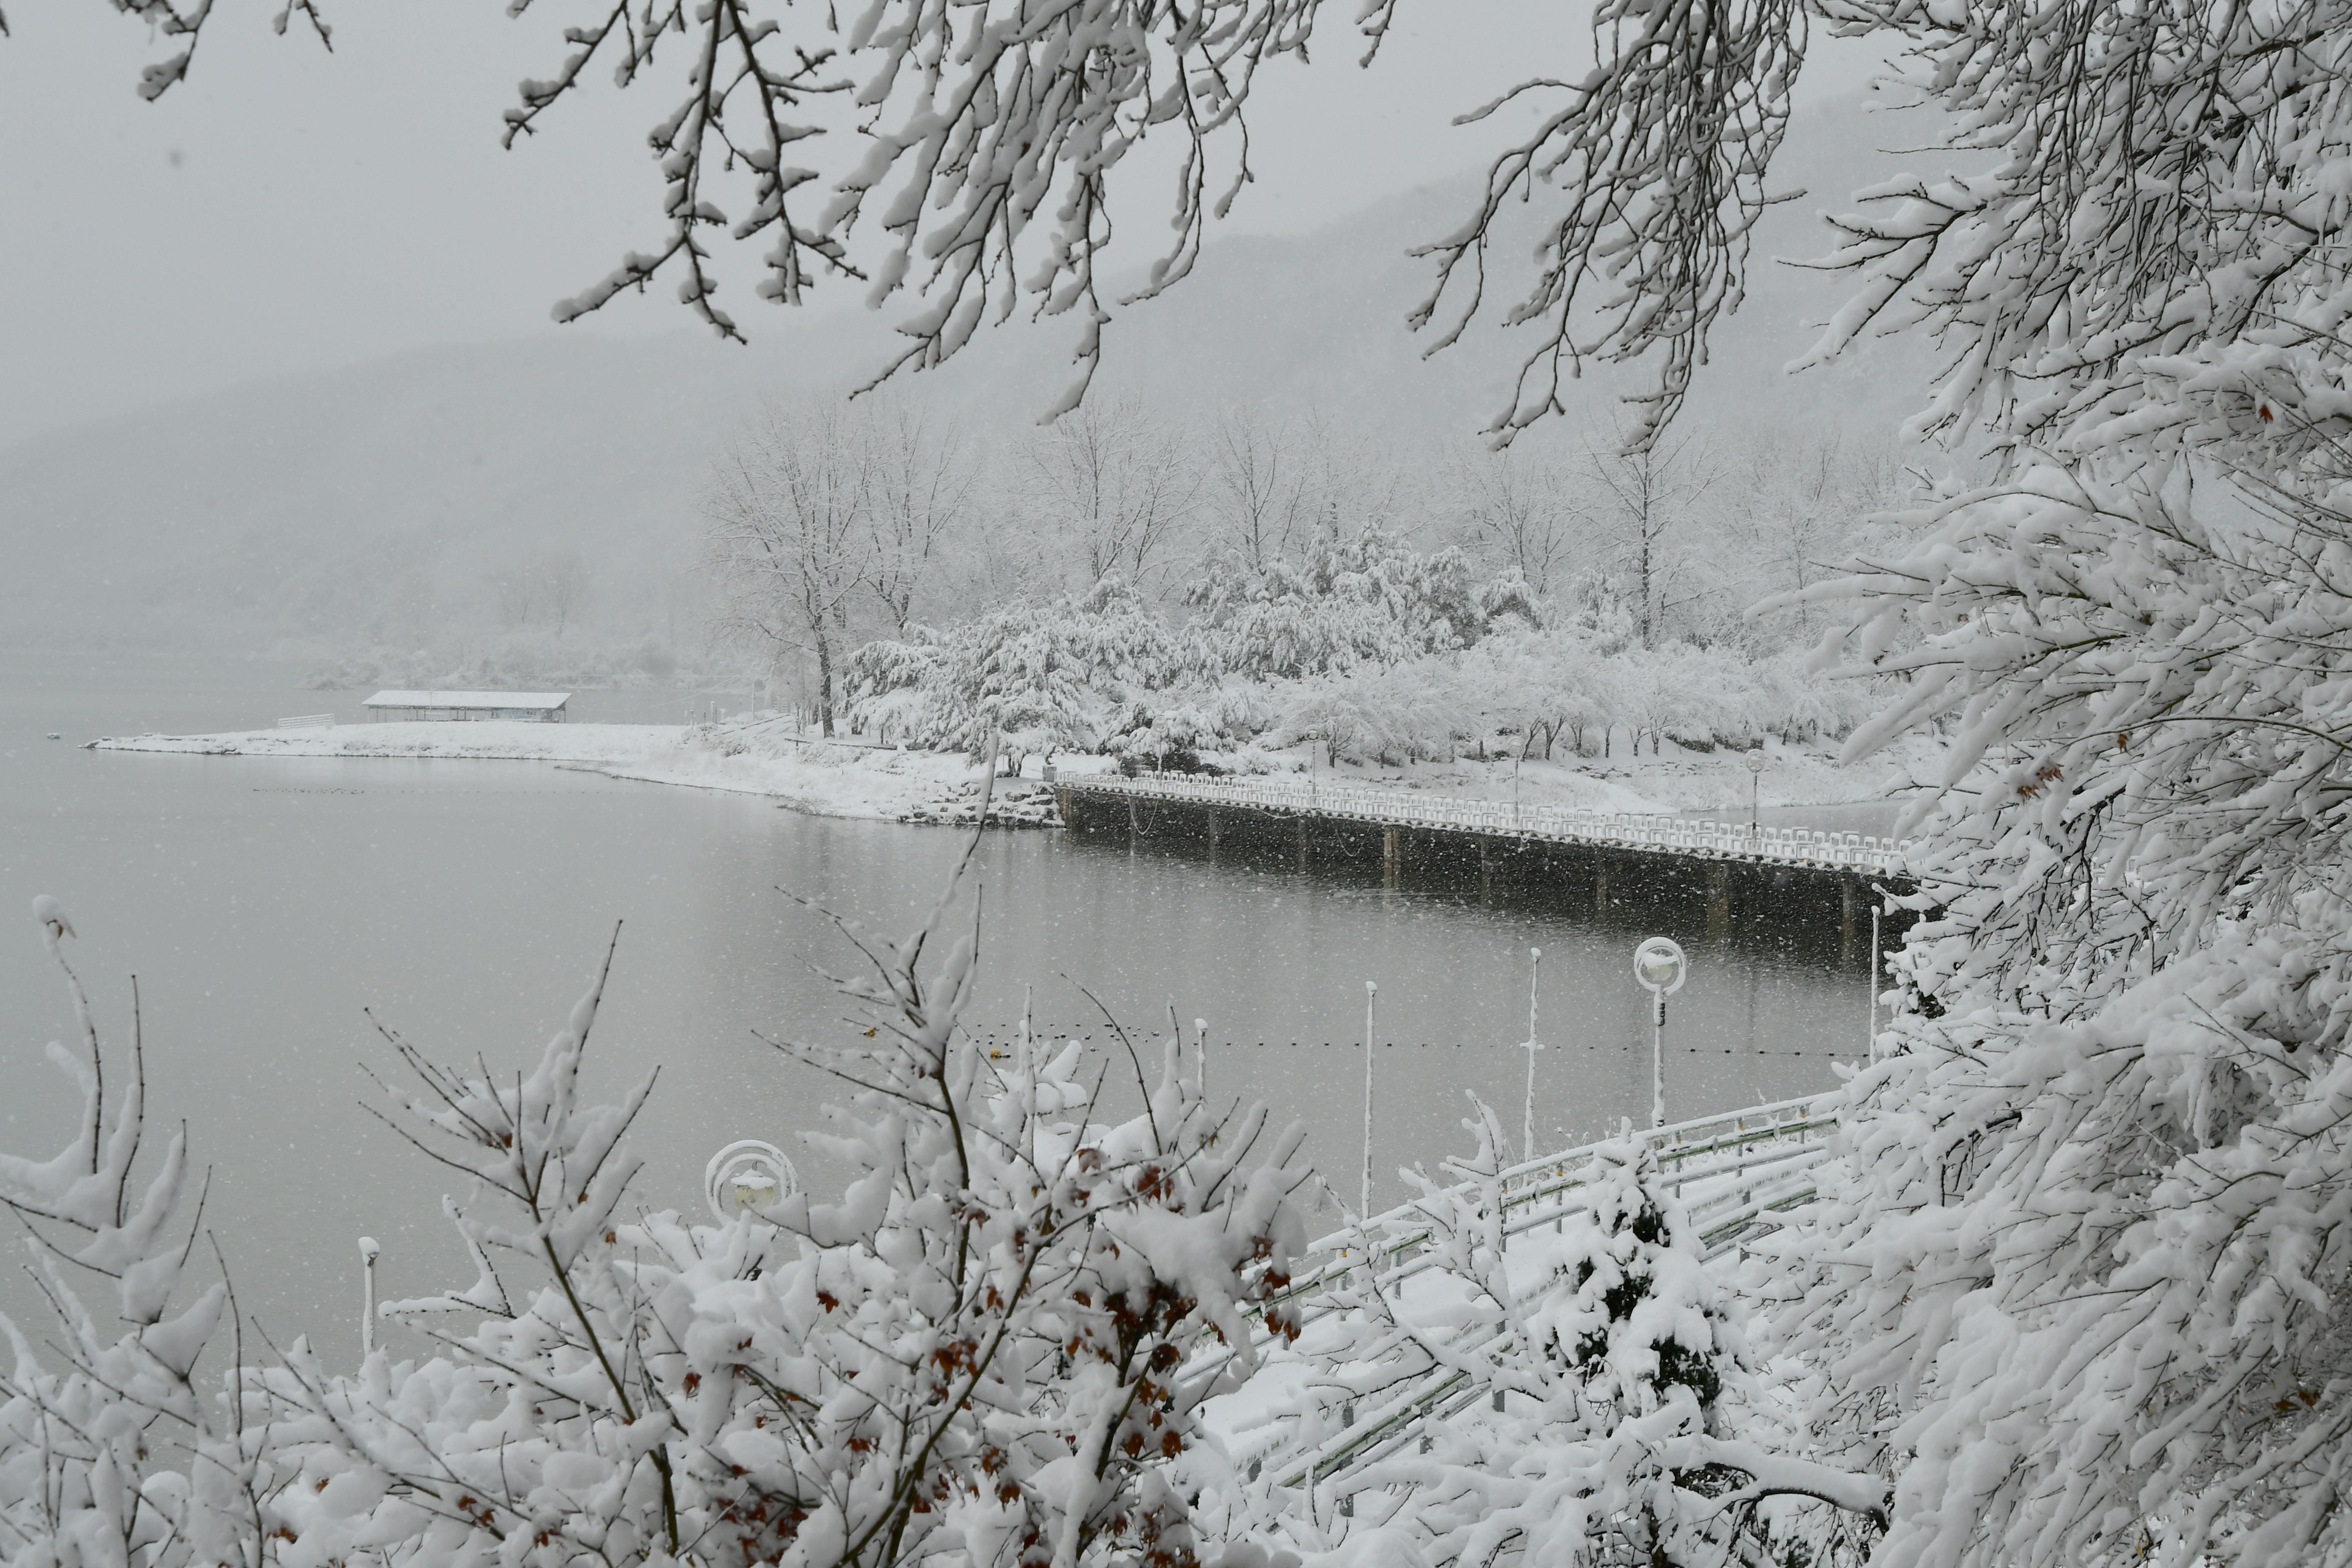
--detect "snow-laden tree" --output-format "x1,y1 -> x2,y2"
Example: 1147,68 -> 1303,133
867,402 -> 978,637
1266,661 -> 1465,769
847,576 -> 1201,760
1281,1105 -> 1885,1568
1460,8 -> 2352,1568
1759,459 -> 2352,1568
79,0 -> 1402,413
1189,528 -> 1498,684
1454,626 -> 1611,762
1447,441 -> 1586,605
707,400 -> 880,736
0,898 -> 261,1567
1579,427 -> 1718,647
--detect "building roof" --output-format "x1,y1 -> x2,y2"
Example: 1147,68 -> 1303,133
363,690 -> 572,710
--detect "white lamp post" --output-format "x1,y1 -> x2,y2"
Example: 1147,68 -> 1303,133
358,1236 -> 379,1359
1633,937 -> 1688,1129
1519,947 -> 1544,1163
1746,748 -> 1765,839
1868,897 -> 1882,1056
1361,981 -> 1377,1220
705,1140 -> 800,1223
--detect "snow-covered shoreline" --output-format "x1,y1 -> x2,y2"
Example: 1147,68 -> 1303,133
87,720 -> 1018,823
87,718 -> 1933,829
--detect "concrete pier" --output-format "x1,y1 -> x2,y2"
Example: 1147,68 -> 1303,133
1054,777 -> 1913,934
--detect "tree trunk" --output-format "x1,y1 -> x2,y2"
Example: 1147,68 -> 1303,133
814,627 -> 837,737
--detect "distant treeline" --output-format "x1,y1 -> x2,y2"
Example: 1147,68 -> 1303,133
702,397 -> 1915,760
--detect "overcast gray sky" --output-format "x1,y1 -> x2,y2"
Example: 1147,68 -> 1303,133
0,3 -> 1889,445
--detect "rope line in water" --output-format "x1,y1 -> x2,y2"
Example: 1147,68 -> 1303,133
961,1032 -> 1851,1057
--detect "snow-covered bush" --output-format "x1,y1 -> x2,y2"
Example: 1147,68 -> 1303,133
5,808 -> 1315,1567
1282,1104 -> 1884,1568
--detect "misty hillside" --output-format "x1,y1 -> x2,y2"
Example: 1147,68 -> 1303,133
0,93 -> 1949,658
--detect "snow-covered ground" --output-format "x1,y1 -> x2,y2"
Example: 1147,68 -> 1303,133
90,717 -> 1938,828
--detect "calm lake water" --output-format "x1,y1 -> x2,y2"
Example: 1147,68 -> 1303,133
2,659 -> 1879,1363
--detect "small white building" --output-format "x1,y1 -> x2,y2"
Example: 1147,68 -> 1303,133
363,690 -> 572,723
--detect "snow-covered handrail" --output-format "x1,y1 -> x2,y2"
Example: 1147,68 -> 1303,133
1060,773 -> 1910,877
1269,1094 -> 1837,1320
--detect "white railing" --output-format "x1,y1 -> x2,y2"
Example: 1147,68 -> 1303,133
276,713 -> 336,729
1271,1094 -> 1834,1317
1064,772 -> 1909,877
1229,1094 -> 1839,1494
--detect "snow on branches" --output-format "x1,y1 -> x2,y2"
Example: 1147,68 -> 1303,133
0,898 -> 256,1568
83,0 -> 1376,410
1692,9 -> 2352,1568
0,803 -> 1314,1566
265,805 -> 1312,1568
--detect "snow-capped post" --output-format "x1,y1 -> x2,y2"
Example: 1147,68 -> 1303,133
1867,896 -> 1881,1056
1361,980 -> 1377,1220
1745,747 -> 1764,839
1520,946 -> 1544,1162
1195,1015 -> 1209,1100
358,1236 -> 379,1358
1632,937 -> 1686,1129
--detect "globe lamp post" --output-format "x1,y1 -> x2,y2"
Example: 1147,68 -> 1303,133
1633,937 -> 1688,1129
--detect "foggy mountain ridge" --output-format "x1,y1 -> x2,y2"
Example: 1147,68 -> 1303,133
0,92 -> 1944,658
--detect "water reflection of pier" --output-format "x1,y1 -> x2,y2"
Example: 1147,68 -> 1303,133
1053,773 -> 1917,958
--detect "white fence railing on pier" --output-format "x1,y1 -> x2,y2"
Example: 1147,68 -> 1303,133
1063,772 -> 1909,877
276,713 -> 336,730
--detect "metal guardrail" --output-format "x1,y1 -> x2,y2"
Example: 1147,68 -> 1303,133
276,713 -> 336,729
1062,772 -> 1910,877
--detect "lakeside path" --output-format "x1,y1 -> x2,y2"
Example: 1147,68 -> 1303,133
88,720 -> 1936,830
